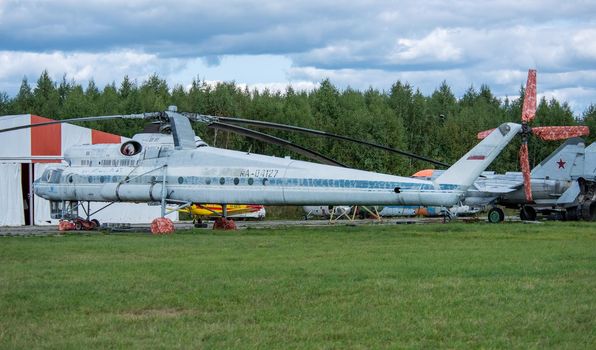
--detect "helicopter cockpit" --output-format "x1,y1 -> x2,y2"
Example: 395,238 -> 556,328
39,168 -> 64,183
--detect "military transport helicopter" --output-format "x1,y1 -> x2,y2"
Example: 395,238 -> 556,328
1,105 -> 524,231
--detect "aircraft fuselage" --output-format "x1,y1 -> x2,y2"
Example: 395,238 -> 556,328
34,144 -> 463,207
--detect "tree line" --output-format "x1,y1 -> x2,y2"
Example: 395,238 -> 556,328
1,70 -> 594,176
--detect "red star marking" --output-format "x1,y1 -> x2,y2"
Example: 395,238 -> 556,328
556,159 -> 566,169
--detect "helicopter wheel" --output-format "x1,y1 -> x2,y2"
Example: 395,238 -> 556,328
487,207 -> 504,223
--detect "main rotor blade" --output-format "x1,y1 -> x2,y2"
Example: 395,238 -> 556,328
208,122 -> 348,167
532,126 -> 589,141
519,142 -> 533,202
214,117 -> 450,167
521,69 -> 537,123
0,113 -> 162,134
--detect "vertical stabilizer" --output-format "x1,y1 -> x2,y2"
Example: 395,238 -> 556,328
583,142 -> 596,180
435,123 -> 521,190
531,138 -> 585,181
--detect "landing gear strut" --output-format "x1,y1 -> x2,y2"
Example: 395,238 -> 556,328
519,205 -> 537,221
581,201 -> 596,221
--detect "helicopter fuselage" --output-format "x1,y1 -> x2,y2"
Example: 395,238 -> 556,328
34,137 -> 462,207
34,122 -> 521,209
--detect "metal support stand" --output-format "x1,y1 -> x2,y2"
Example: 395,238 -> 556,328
442,207 -> 452,223
160,165 -> 167,218
360,206 -> 381,221
61,200 -> 66,219
329,206 -> 352,223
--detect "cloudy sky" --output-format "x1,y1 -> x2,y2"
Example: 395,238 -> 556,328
1,0 -> 595,115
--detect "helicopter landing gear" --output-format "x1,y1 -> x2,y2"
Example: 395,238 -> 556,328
487,207 -> 504,223
212,204 -> 237,230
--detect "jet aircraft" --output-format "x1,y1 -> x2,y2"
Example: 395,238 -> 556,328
410,138 -> 596,222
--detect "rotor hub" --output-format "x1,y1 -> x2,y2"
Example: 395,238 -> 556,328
520,122 -> 532,142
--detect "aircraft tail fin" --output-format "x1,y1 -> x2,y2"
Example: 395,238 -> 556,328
584,142 -> 596,181
434,123 -> 521,190
530,138 -> 585,180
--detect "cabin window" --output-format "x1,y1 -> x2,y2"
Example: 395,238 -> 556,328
233,178 -> 239,185
219,177 -> 225,185
205,178 -> 211,185
178,177 -> 184,184
248,178 -> 254,185
262,178 -> 268,186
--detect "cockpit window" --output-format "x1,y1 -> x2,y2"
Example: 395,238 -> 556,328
45,169 -> 64,183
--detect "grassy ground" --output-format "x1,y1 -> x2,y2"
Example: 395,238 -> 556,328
0,222 -> 595,349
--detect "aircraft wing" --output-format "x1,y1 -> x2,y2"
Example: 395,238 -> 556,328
471,176 -> 523,194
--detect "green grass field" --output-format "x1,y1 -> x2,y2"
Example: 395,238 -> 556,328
1,222 -> 595,349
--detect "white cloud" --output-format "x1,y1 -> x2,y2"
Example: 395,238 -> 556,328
572,29 -> 596,60
0,1 -> 595,114
0,50 -> 164,87
203,80 -> 320,95
390,28 -> 463,63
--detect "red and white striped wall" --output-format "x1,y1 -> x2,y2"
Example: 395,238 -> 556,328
0,114 -> 123,162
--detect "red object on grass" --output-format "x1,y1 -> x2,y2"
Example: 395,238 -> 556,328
151,217 -> 175,234
58,220 -> 76,231
213,217 -> 237,230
